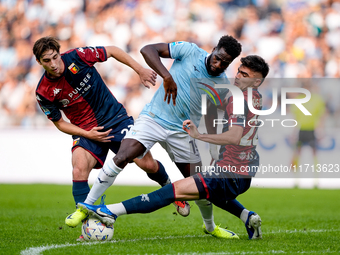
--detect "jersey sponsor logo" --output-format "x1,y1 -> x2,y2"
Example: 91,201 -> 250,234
67,73 -> 92,100
53,88 -> 61,96
239,151 -> 247,160
41,106 -> 50,115
239,151 -> 258,161
68,63 -> 80,74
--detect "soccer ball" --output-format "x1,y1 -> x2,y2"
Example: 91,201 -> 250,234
81,217 -> 114,241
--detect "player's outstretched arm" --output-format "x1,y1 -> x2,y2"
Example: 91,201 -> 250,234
140,43 -> 177,105
53,118 -> 114,143
183,120 -> 243,145
105,46 -> 157,88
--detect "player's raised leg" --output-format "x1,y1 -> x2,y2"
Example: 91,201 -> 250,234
78,177 -> 197,225
66,138 -> 172,227
85,139 -> 168,204
78,176 -> 239,239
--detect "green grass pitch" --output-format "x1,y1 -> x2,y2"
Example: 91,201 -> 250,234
0,184 -> 339,255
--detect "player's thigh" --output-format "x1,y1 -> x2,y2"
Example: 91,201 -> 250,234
173,177 -> 200,201
72,136 -> 109,169
72,147 -> 98,179
124,115 -> 165,159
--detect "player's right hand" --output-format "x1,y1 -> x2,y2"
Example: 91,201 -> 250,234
163,75 -> 177,105
87,126 -> 114,142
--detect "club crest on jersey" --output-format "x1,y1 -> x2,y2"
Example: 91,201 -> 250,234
68,63 -> 79,74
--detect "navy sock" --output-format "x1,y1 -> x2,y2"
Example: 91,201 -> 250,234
222,199 -> 245,218
72,180 -> 90,205
122,184 -> 175,214
147,160 -> 170,186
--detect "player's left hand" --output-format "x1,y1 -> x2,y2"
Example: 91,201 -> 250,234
139,68 -> 157,88
183,120 -> 200,139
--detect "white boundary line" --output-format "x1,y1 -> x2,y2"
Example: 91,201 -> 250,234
21,229 -> 340,255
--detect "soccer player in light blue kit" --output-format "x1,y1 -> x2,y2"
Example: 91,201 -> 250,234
71,35 -> 245,238
79,55 -> 269,240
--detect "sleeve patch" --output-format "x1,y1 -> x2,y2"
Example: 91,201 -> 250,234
170,41 -> 184,46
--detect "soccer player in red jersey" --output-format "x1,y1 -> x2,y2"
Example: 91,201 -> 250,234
33,37 -> 170,232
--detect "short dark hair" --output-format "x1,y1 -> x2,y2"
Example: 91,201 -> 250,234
216,35 -> 242,60
240,55 -> 269,78
33,36 -> 60,61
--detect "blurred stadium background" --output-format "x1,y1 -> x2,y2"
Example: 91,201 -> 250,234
0,0 -> 339,188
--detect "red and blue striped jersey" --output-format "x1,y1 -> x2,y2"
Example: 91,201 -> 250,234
36,46 -> 129,131
217,88 -> 262,177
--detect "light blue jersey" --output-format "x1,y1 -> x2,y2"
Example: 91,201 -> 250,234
140,41 -> 229,132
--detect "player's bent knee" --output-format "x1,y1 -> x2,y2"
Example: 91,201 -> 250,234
134,156 -> 158,173
113,154 -> 130,168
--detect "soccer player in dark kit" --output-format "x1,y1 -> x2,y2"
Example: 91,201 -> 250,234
33,37 -> 171,236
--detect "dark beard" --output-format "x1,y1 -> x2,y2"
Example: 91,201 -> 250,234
205,55 -> 220,76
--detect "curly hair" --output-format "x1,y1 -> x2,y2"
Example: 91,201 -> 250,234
216,35 -> 242,60
240,55 -> 269,78
33,36 -> 60,61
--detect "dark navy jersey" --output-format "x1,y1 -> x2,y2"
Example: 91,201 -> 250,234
36,46 -> 129,131
217,88 -> 262,177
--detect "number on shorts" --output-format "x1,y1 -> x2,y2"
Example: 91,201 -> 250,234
189,140 -> 199,156
121,125 -> 133,136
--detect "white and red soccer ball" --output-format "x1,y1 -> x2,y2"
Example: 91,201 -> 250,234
82,217 -> 114,241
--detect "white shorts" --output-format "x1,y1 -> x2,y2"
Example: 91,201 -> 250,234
124,115 -> 201,163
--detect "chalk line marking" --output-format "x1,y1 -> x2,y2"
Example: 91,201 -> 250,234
21,229 -> 340,255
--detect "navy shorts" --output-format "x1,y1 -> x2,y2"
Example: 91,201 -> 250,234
193,171 -> 252,209
71,116 -> 134,168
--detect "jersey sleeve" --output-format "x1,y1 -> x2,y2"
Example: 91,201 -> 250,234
168,41 -> 195,60
75,46 -> 107,67
36,92 -> 62,122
